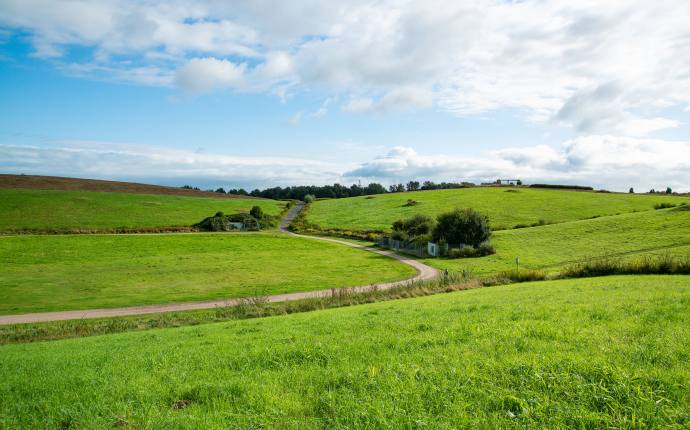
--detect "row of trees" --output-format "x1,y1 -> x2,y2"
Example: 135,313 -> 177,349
389,181 -> 475,193
186,180 -> 477,200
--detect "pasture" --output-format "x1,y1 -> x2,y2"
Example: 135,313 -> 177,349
1,275 -> 688,428
0,188 -> 284,232
306,187 -> 690,232
424,206 -> 690,274
0,233 -> 414,315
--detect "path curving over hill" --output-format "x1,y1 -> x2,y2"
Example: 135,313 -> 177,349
280,202 -> 437,282
0,203 -> 437,325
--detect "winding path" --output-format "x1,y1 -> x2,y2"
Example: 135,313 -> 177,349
0,203 -> 437,325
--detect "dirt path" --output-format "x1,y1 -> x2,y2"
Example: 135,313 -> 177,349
0,203 -> 437,325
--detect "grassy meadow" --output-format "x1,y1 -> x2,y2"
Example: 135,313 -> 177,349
0,188 -> 284,232
424,206 -> 690,275
307,187 -> 690,231
1,275 -> 688,428
0,233 -> 414,315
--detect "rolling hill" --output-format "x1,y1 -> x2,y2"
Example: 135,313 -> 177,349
306,187 -> 690,232
424,206 -> 690,274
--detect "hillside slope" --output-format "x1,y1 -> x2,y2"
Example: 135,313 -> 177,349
0,188 -> 283,232
0,174 -> 254,199
307,187 -> 690,231
1,275 -> 688,428
424,206 -> 690,274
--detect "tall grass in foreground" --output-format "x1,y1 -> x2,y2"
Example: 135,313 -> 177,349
563,254 -> 690,278
5,254 -> 689,344
0,270 -> 479,345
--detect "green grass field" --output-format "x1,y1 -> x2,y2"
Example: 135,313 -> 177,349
1,275 -> 688,428
0,188 -> 284,232
0,233 -> 414,315
424,207 -> 690,275
307,187 -> 690,231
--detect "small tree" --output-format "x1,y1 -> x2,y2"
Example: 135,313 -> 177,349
215,187 -> 226,194
303,194 -> 316,203
391,214 -> 435,244
666,187 -> 673,194
516,179 -> 522,186
406,181 -> 420,192
432,208 -> 491,247
629,187 -> 634,193
249,206 -> 264,219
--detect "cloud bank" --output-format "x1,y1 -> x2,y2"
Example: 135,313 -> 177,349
2,0 -> 690,133
2,136 -> 688,192
345,136 -> 690,192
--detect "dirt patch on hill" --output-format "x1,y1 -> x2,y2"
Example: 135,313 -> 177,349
0,174 -> 261,199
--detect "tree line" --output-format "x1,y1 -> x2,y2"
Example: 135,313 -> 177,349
182,180 -> 476,201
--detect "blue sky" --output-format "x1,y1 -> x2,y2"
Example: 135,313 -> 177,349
1,1 -> 689,191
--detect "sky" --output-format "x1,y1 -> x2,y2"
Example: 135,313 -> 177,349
1,0 -> 689,192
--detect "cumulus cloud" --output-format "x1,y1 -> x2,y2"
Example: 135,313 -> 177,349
0,141 -> 342,188
2,0 -> 690,132
344,136 -> 690,192
342,88 -> 433,113
1,136 -> 688,191
175,57 -> 245,94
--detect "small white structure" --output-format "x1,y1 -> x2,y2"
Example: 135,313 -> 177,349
427,241 -> 448,257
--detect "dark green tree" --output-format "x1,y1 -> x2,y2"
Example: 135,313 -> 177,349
432,208 -> 491,247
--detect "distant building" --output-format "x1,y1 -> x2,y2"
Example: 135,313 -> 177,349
497,179 -> 520,185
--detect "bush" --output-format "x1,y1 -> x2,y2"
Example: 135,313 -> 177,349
654,202 -> 676,210
304,194 -> 316,203
477,241 -> 495,255
497,268 -> 547,282
433,208 -> 491,247
562,254 -> 690,278
529,184 -> 593,191
446,241 -> 495,259
249,206 -> 264,219
391,214 -> 435,242
403,199 -> 419,207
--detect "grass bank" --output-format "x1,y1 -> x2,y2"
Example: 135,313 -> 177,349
1,275 -> 688,428
422,207 -> 690,274
0,188 -> 284,233
307,186 -> 690,232
0,232 -> 415,315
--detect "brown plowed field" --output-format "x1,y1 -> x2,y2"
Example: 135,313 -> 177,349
0,174 -> 259,199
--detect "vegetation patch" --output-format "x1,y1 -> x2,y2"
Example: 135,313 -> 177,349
562,254 -> 690,278
423,208 -> 690,275
528,183 -> 594,190
0,188 -> 284,233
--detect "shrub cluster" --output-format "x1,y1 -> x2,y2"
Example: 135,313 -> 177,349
654,202 -> 677,210
563,255 -> 690,278
529,184 -> 594,191
513,218 -> 550,229
391,214 -> 435,243
195,206 -> 280,231
496,268 -> 547,282
432,208 -> 491,247
447,241 -> 495,259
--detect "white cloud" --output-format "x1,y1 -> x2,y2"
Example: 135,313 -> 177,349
2,0 -> 689,133
0,141 -> 342,188
341,97 -> 375,113
342,88 -> 433,113
175,57 -> 246,94
344,136 -> 690,192
1,136 -> 688,191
